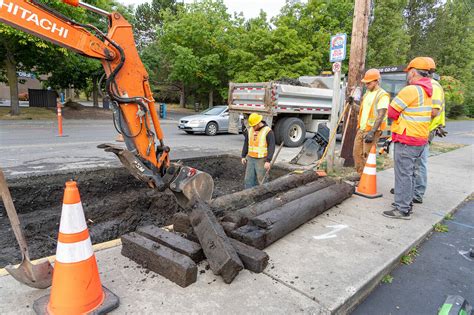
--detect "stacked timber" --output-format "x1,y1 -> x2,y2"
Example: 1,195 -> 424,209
231,182 -> 354,249
121,172 -> 353,287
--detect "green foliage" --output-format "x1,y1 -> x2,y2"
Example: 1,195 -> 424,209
440,76 -> 466,118
400,247 -> 419,265
434,223 -> 449,233
381,274 -> 394,284
367,0 -> 409,67
444,213 -> 454,220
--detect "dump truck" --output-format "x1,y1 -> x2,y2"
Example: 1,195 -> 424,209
227,78 -> 345,147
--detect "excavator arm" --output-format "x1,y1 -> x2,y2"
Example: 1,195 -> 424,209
0,0 -> 213,206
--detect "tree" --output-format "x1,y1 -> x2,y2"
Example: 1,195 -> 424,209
274,0 -> 354,73
366,0 -> 410,67
133,0 -> 179,51
404,0 -> 442,59
155,0 -> 233,107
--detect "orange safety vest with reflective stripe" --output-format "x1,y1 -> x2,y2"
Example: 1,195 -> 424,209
390,85 -> 432,139
357,88 -> 390,131
429,79 -> 446,131
248,126 -> 271,158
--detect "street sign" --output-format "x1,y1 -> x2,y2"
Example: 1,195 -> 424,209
332,62 -> 341,73
329,33 -> 347,62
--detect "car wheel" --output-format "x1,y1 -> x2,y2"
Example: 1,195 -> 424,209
205,122 -> 218,136
280,117 -> 306,147
185,131 -> 194,135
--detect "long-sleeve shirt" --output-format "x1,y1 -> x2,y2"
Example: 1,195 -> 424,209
241,123 -> 275,162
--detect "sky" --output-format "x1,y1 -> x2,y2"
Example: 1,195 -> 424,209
117,0 -> 291,19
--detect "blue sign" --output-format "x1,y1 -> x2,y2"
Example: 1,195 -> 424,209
329,33 -> 347,62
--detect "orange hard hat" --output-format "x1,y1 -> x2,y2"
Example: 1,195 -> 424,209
404,57 -> 432,72
361,69 -> 381,83
424,57 -> 436,71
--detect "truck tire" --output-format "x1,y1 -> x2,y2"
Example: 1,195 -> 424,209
280,117 -> 306,147
273,118 -> 285,144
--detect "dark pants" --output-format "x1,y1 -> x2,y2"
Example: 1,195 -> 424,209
244,156 -> 266,189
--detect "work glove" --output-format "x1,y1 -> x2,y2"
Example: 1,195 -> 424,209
435,126 -> 448,138
379,139 -> 392,155
364,131 -> 375,143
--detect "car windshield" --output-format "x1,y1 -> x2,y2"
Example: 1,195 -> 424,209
201,107 -> 226,116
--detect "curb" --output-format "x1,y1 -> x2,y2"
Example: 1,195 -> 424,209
336,198 -> 468,314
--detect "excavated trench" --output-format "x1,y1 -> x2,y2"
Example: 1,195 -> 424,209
0,155 -> 287,267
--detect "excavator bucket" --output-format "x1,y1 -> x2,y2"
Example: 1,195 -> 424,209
290,139 -> 323,166
169,166 -> 214,208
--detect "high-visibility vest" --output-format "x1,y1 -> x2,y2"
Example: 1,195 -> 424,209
248,126 -> 271,158
390,85 -> 432,139
357,88 -> 389,131
429,79 -> 446,131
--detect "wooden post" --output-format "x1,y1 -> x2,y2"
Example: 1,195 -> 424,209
327,65 -> 342,172
340,0 -> 371,167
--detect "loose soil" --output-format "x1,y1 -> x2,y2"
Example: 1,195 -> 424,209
0,155 -> 286,267
62,103 -> 113,120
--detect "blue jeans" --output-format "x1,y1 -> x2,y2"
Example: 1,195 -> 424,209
244,156 -> 266,189
393,142 -> 425,214
414,145 -> 429,201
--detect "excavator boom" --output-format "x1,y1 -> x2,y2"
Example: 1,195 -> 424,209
0,0 -> 213,206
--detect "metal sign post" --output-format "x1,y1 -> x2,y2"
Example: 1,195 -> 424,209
327,34 -> 347,172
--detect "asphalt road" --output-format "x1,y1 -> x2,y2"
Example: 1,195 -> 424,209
0,117 -> 245,177
352,199 -> 474,314
438,120 -> 474,145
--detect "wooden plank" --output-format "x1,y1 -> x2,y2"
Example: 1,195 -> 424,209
121,232 -> 197,288
230,225 -> 266,250
189,201 -> 243,284
229,238 -> 269,273
136,225 -> 204,263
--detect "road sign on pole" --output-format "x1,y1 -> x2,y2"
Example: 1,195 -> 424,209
330,34 -> 347,63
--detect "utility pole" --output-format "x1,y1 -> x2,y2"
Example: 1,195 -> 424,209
327,62 -> 341,172
340,0 -> 371,167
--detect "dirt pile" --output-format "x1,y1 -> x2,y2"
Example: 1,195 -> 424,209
0,155 -> 285,267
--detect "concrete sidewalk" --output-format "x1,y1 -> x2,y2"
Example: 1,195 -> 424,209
0,146 -> 472,314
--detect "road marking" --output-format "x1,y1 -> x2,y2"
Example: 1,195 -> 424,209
313,224 -> 348,240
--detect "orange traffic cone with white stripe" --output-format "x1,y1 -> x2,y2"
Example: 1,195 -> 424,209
33,181 -> 119,315
355,145 -> 383,198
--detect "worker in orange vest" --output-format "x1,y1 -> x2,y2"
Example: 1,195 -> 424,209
241,113 -> 275,188
383,57 -> 439,220
412,57 -> 446,203
352,69 -> 390,178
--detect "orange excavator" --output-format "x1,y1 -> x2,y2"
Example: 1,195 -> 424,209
0,0 -> 214,206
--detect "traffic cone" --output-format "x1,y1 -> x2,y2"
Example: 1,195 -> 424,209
33,181 -> 119,315
355,145 -> 383,198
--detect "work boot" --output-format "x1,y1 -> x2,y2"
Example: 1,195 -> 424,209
391,202 -> 413,214
382,209 -> 411,220
412,198 -> 423,204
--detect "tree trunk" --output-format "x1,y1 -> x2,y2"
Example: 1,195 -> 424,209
180,83 -> 186,108
5,48 -> 20,116
92,77 -> 99,107
208,90 -> 213,108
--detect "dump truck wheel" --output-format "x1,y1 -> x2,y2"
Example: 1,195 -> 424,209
281,117 -> 306,147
